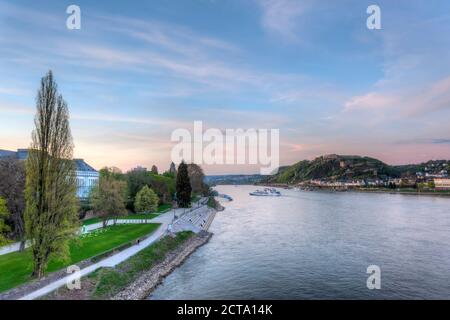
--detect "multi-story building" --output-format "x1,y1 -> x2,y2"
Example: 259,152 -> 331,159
74,159 -> 100,199
0,148 -> 99,199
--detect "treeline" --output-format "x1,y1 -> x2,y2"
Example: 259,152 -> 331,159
84,161 -> 211,224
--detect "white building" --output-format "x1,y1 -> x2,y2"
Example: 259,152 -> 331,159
0,149 -> 99,199
74,159 -> 99,199
434,178 -> 450,190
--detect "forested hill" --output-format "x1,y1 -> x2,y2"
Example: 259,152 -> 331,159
266,154 -> 400,184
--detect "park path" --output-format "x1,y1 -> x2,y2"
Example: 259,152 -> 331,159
19,209 -> 179,300
19,201 -> 210,300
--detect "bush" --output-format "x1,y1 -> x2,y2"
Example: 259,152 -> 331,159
134,186 -> 159,213
207,196 -> 219,209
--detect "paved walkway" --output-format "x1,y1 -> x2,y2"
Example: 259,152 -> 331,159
171,205 -> 216,233
19,209 -> 180,300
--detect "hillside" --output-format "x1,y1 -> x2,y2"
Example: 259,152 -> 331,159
266,154 -> 401,184
205,174 -> 267,185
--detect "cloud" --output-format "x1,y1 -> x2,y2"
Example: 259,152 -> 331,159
344,92 -> 397,112
71,113 -> 189,129
94,14 -> 240,56
431,139 -> 450,145
344,76 -> 450,116
256,0 -> 309,41
0,101 -> 34,115
0,87 -> 32,97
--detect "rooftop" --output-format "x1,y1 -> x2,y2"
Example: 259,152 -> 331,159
74,159 -> 97,172
0,149 -> 97,172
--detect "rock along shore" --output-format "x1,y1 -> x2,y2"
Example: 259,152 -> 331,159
113,230 -> 213,300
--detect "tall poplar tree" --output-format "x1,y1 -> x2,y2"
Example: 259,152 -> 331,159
24,71 -> 79,278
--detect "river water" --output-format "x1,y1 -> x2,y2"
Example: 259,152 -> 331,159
150,185 -> 450,299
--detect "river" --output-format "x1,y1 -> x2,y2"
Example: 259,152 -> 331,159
150,185 -> 450,299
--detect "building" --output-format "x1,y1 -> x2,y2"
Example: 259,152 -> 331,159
74,159 -> 99,199
0,148 -> 28,160
0,149 -> 99,199
434,178 -> 450,190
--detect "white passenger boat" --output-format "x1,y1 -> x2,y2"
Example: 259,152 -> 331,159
249,188 -> 281,196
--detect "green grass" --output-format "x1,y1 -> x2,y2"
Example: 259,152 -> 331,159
82,204 -> 172,226
0,223 -> 160,293
92,231 -> 193,298
157,203 -> 172,213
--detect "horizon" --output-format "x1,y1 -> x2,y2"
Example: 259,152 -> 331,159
1,0 -> 450,174
1,147 -> 447,176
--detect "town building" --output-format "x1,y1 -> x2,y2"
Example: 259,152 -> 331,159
0,148 -> 99,199
434,178 -> 450,190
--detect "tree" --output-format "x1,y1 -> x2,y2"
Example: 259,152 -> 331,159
0,197 -> 11,246
24,70 -> 79,279
126,169 -> 175,211
0,158 -> 26,249
126,168 -> 152,210
148,174 -> 175,204
187,163 -> 208,195
169,162 -> 176,174
90,175 -> 127,227
163,162 -> 176,179
134,185 -> 159,213
151,165 -> 158,174
99,166 -> 125,181
176,161 -> 191,208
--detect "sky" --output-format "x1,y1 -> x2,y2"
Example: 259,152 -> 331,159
1,0 -> 450,174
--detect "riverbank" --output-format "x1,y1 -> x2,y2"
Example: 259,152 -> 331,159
41,231 -> 211,300
39,201 -> 220,300
0,224 -> 161,297
259,183 -> 450,197
115,231 -> 212,300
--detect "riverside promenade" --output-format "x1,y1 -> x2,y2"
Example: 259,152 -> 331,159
19,201 -> 216,300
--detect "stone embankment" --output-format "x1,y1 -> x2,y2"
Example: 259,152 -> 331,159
113,231 -> 212,300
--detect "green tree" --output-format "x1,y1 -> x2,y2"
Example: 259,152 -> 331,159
90,175 -> 127,227
0,197 -> 11,246
0,158 -> 26,249
151,165 -> 158,174
126,168 -> 152,210
187,163 -> 208,195
24,71 -> 79,278
99,166 -> 125,181
176,161 -> 192,208
134,185 -> 159,213
126,169 -> 175,211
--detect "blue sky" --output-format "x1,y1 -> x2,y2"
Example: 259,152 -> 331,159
1,0 -> 450,173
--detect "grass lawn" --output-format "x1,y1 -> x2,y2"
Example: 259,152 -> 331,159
92,231 -> 193,298
82,204 -> 172,226
157,203 -> 172,213
0,223 -> 160,293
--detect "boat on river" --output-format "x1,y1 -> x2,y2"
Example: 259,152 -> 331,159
249,188 -> 281,196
